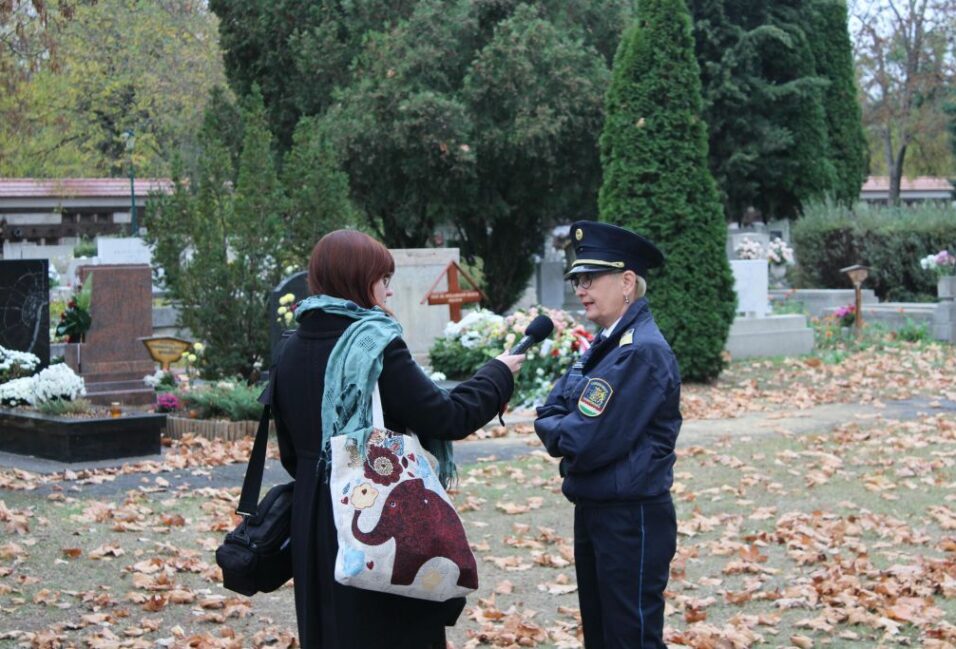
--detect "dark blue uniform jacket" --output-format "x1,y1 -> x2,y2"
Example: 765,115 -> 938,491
535,299 -> 681,503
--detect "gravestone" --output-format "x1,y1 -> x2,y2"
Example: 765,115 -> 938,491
96,237 -> 152,265
269,272 -> 309,366
729,260 -> 770,317
268,249 -> 470,365
0,259 -> 50,366
68,264 -> 156,404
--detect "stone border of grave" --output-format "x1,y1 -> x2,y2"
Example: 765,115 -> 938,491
164,415 -> 276,441
0,408 -> 165,462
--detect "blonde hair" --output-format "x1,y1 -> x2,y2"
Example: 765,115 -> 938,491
634,275 -> 647,300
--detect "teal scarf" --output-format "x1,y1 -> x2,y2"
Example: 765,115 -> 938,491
296,295 -> 457,486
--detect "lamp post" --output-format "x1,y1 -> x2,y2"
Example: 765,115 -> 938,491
123,129 -> 136,236
840,264 -> 870,338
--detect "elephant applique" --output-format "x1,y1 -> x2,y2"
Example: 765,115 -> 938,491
351,478 -> 477,589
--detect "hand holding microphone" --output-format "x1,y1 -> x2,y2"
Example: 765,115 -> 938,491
495,315 -> 555,375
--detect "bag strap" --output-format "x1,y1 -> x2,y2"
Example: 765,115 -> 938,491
372,383 -> 384,429
236,405 -> 272,516
235,332 -> 293,517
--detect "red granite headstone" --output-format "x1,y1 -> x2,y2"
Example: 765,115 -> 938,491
71,264 -> 156,404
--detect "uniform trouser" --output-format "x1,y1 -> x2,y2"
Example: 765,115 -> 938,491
574,496 -> 676,649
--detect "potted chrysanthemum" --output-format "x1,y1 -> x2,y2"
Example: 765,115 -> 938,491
920,250 -> 956,300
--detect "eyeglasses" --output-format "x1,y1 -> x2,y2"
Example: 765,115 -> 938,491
569,270 -> 621,290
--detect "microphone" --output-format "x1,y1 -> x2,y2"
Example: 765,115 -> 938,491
509,315 -> 555,354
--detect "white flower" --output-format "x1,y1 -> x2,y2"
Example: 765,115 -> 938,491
0,376 -> 37,406
216,381 -> 235,391
33,364 -> 86,403
193,342 -> 205,353
2,363 -> 87,406
734,237 -> 765,260
429,371 -> 447,382
186,353 -> 197,363
277,306 -> 288,316
0,346 -> 41,378
279,292 -> 296,306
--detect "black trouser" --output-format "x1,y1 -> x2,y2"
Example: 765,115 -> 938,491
574,496 -> 676,649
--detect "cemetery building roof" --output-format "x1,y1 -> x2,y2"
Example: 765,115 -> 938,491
860,176 -> 954,203
0,178 -> 173,199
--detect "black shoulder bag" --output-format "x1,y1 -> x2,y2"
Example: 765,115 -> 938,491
216,350 -> 294,596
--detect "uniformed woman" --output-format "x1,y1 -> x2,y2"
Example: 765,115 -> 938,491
535,220 -> 681,649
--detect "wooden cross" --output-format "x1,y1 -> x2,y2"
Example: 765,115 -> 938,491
421,261 -> 488,322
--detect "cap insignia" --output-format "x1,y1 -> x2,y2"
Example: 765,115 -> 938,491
574,228 -> 583,241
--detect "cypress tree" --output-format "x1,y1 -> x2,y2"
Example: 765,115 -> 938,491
808,0 -> 868,206
599,0 -> 736,381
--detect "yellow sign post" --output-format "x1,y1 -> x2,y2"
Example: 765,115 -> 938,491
139,336 -> 194,371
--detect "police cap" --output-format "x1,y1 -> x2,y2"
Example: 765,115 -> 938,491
565,220 -> 664,279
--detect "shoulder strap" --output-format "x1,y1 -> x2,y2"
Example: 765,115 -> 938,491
236,331 -> 294,517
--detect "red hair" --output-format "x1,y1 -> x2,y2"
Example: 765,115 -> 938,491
308,230 -> 395,308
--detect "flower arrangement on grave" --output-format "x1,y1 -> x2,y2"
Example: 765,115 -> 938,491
734,237 -> 764,260
0,346 -> 41,384
919,249 -> 956,278
833,304 -> 856,328
429,306 -> 594,407
143,369 -> 178,391
766,238 -> 795,266
55,276 -> 93,343
155,392 -> 182,413
276,292 -> 299,329
0,363 -> 85,407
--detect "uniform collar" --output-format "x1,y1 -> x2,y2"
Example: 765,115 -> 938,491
585,299 -> 650,367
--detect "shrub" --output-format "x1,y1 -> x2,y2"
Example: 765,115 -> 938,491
37,398 -> 92,417
428,307 -> 594,407
179,381 -> 263,421
792,202 -> 956,301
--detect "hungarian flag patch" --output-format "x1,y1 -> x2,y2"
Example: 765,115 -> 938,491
578,378 -> 613,417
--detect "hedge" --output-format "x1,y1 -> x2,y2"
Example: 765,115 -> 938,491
792,202 -> 956,301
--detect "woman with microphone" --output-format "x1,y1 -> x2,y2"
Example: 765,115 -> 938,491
535,220 -> 681,649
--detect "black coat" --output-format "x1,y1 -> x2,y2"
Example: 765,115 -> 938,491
272,311 -> 515,649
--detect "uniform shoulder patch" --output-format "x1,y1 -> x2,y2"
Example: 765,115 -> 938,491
619,328 -> 634,346
578,378 -> 613,417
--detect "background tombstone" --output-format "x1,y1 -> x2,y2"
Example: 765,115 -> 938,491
391,248 -> 462,362
0,259 -> 50,366
70,264 -> 156,404
268,249 -> 469,366
269,271 -> 309,366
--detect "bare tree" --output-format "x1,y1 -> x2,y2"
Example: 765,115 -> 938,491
851,0 -> 955,204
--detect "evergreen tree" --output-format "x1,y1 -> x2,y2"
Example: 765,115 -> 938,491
689,0 -> 836,220
807,0 -> 867,206
144,88 -> 287,380
599,0 -> 736,381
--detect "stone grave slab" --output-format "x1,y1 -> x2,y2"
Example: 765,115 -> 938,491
0,259 -> 50,367
71,264 -> 155,404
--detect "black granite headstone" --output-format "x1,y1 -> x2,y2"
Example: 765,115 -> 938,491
0,259 -> 50,367
269,271 -> 309,366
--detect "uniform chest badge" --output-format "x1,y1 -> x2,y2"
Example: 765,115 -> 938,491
578,378 -> 613,417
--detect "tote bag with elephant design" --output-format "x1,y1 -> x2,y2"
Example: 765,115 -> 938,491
329,387 -> 478,602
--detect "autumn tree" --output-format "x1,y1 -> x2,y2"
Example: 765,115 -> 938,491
853,0 -> 956,203
212,0 -> 631,311
0,0 -> 226,177
599,0 -> 736,381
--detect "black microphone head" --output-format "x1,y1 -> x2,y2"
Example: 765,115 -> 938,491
525,315 -> 554,343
